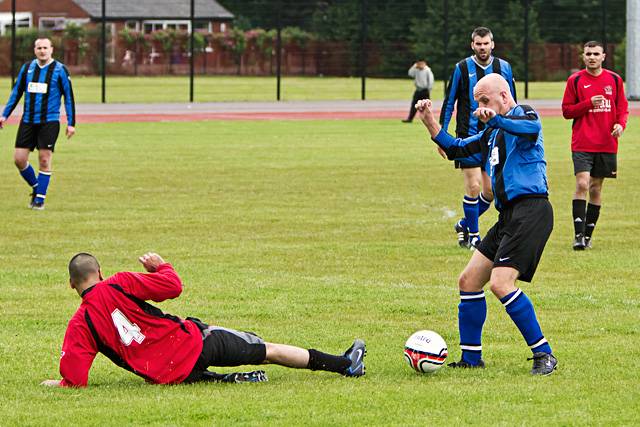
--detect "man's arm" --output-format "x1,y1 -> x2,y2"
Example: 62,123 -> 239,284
59,65 -> 76,138
439,64 -> 461,130
561,77 -> 594,119
612,76 -> 629,138
1,63 -> 28,127
109,253 -> 183,302
485,108 -> 541,141
42,315 -> 98,388
418,99 -> 485,162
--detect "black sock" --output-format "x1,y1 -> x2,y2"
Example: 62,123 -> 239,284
572,199 -> 587,236
585,203 -> 601,239
307,349 -> 350,374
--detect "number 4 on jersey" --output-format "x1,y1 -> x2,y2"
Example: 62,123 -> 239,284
111,309 -> 146,345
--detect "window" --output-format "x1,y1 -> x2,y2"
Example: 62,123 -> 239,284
0,12 -> 32,35
142,20 -> 191,33
39,17 -> 66,31
125,20 -> 140,31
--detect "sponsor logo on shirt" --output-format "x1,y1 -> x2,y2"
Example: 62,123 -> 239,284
27,82 -> 48,94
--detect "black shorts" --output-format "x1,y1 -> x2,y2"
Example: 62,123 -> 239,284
572,151 -> 617,178
15,121 -> 60,152
184,323 -> 266,383
455,160 -> 483,170
476,197 -> 553,283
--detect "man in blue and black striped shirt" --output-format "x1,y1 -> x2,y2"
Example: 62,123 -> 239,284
0,37 -> 76,210
439,27 -> 516,249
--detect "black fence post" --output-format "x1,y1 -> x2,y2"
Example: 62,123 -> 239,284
442,0 -> 449,97
101,0 -> 106,103
524,0 -> 529,99
10,0 -> 16,86
190,0 -> 195,103
360,0 -> 367,101
601,0 -> 607,66
276,1 -> 282,101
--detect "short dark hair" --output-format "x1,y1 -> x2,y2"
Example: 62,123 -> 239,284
583,40 -> 604,51
471,27 -> 493,41
69,253 -> 100,285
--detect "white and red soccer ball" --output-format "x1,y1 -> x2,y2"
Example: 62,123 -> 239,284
404,330 -> 448,373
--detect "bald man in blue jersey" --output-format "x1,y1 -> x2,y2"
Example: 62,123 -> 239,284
417,74 -> 557,376
0,38 -> 76,210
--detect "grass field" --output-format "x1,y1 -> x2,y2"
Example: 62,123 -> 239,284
1,76 -> 567,103
0,117 -> 638,425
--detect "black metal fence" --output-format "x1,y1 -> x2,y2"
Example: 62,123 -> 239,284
1,0 -> 627,102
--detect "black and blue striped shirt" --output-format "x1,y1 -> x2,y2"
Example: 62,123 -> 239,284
2,59 -> 76,126
440,56 -> 516,138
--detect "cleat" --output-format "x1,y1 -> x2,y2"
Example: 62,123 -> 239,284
31,201 -> 45,211
29,191 -> 37,209
454,220 -> 469,248
573,233 -> 586,251
221,370 -> 268,383
468,234 -> 481,250
343,339 -> 366,377
528,352 -> 557,376
448,359 -> 485,369
584,237 -> 592,249
401,119 -> 412,123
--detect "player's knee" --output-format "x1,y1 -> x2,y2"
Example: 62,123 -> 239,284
458,271 -> 479,292
575,179 -> 589,194
489,279 -> 514,298
14,157 -> 27,169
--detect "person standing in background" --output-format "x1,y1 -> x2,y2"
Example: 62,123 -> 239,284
402,60 -> 434,123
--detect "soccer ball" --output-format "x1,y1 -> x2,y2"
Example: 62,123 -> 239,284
404,330 -> 448,373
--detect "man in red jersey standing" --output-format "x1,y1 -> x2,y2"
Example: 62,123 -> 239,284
41,252 -> 366,387
562,41 -> 629,250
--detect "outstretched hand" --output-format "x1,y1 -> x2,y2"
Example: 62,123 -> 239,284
0,116 -> 6,129
473,107 -> 496,123
138,252 -> 166,272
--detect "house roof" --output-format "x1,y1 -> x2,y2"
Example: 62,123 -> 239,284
73,0 -> 234,20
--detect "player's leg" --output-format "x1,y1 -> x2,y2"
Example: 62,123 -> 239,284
584,177 -> 604,248
194,327 -> 365,379
449,249 -> 493,368
461,167 -> 482,248
32,122 -> 60,210
14,122 -> 39,206
491,198 -> 556,375
404,89 -> 421,122
572,152 -> 593,250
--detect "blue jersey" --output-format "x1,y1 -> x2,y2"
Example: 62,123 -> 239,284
433,104 -> 548,211
440,56 -> 516,138
2,59 -> 76,126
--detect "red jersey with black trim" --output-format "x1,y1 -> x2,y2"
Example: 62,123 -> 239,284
59,264 -> 203,387
562,68 -> 629,153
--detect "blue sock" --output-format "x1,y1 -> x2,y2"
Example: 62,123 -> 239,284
35,171 -> 52,204
501,289 -> 552,355
20,163 -> 38,191
459,291 -> 486,365
463,195 -> 480,234
478,193 -> 492,217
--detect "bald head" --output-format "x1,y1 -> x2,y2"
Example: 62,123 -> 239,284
69,253 -> 101,287
474,74 -> 516,115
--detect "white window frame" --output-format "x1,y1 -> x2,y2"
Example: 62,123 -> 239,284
0,12 -> 32,35
142,20 -> 191,33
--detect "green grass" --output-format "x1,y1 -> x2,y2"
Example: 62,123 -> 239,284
0,117 -> 638,425
0,76 -> 567,103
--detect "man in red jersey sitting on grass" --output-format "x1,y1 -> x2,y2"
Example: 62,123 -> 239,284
41,252 -> 365,387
